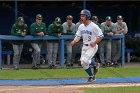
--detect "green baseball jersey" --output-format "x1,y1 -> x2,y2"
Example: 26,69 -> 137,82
30,22 -> 47,44
11,23 -> 28,45
47,24 -> 63,37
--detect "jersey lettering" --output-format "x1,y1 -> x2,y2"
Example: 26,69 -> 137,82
81,30 -> 92,35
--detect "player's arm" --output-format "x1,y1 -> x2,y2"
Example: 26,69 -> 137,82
90,25 -> 104,47
71,24 -> 82,46
70,36 -> 80,46
114,29 -> 125,34
123,22 -> 128,34
90,36 -> 103,47
11,24 -> 21,36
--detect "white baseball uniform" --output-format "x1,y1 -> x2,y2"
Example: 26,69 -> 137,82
75,21 -> 103,69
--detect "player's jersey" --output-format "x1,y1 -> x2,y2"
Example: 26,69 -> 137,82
100,22 -> 114,35
62,22 -> 76,35
113,22 -> 128,33
76,22 -> 103,44
76,22 -> 81,31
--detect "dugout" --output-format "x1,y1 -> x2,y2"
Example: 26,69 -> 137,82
1,0 -> 140,65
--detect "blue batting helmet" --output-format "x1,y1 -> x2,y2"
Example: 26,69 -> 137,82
80,9 -> 91,20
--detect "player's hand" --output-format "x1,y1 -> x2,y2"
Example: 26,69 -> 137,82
40,32 -> 45,36
21,32 -> 26,36
121,29 -> 125,33
38,32 -> 44,36
107,32 -> 114,36
70,40 -> 75,46
57,33 -> 62,37
90,42 -> 97,47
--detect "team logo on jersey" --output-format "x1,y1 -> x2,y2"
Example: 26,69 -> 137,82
81,30 -> 92,35
16,29 -> 21,33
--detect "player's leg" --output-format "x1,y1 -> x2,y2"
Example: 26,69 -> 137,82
66,41 -> 72,66
85,45 -> 99,75
81,58 -> 94,82
80,45 -> 95,82
13,44 -> 21,70
36,43 -> 42,66
18,44 -> 23,69
52,42 -> 58,68
72,43 -> 78,64
98,40 -> 106,67
105,40 -> 112,66
31,43 -> 41,69
114,40 -> 121,66
112,40 -> 120,66
112,40 -> 117,63
47,42 -> 53,68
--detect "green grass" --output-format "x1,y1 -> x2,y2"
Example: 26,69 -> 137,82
0,67 -> 140,80
82,86 -> 140,93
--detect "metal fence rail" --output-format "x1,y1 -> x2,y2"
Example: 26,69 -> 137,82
0,35 -> 125,69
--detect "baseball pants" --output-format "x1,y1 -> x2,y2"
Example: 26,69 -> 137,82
80,44 -> 98,69
13,44 -> 23,68
31,43 -> 42,67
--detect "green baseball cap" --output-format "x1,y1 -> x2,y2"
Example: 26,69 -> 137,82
92,16 -> 98,21
117,15 -> 123,20
36,14 -> 43,19
106,16 -> 112,21
17,17 -> 24,22
55,17 -> 61,23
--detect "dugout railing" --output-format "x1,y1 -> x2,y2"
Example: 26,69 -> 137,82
0,35 -> 125,69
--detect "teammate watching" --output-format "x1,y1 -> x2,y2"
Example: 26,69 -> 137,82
47,17 -> 63,69
112,15 -> 128,66
92,16 -> 100,27
72,19 -> 83,65
62,15 -> 76,67
30,14 -> 46,69
99,16 -> 114,67
11,17 -> 28,70
70,9 -> 103,82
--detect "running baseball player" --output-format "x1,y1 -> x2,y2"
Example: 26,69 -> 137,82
71,9 -> 104,82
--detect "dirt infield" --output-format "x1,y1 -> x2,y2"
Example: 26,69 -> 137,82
0,85 -> 84,93
0,83 -> 140,93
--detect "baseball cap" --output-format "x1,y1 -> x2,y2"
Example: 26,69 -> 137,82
106,16 -> 112,21
92,16 -> 98,21
55,17 -> 61,23
36,14 -> 43,19
117,15 -> 123,20
17,17 -> 24,22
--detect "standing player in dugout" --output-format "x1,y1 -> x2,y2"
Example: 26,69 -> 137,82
11,17 -> 28,70
71,9 -> 104,82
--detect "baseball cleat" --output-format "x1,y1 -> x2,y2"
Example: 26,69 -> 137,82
87,76 -> 96,83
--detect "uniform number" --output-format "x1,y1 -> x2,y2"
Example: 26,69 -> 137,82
88,36 -> 91,41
